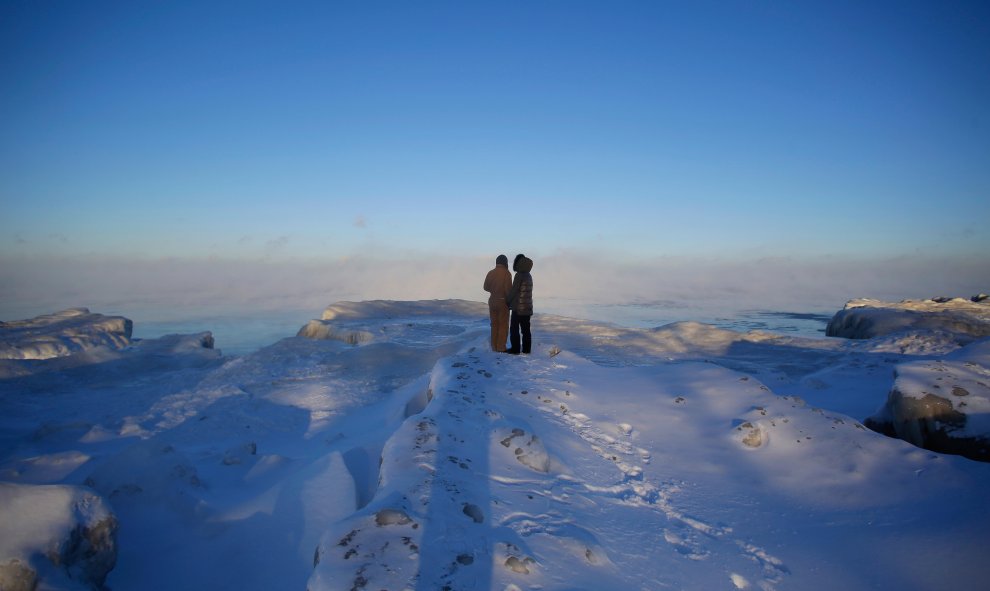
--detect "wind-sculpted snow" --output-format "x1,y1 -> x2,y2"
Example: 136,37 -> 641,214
827,297 -> 990,342
2,300 -> 990,590
309,340 -> 989,591
0,308 -> 133,360
300,299 -> 487,347
820,297 -> 990,459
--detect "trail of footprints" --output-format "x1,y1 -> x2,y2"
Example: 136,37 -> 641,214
521,365 -> 789,587
313,349 -> 789,590
314,349 -> 502,590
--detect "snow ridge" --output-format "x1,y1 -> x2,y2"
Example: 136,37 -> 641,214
4,301 -> 990,591
310,346 -> 790,591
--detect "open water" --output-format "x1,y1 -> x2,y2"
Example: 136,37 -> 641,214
128,302 -> 833,357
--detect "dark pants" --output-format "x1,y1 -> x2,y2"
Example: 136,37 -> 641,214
509,312 -> 531,354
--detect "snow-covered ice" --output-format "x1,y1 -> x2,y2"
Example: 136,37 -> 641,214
0,482 -> 117,591
827,297 -> 990,342
0,308 -> 132,361
866,338 -> 990,461
2,299 -> 989,590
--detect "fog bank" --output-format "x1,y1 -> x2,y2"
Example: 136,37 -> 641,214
2,254 -> 987,324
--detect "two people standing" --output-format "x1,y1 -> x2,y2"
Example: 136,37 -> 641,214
483,253 -> 534,354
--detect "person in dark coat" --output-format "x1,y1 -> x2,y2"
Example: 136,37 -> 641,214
506,253 -> 534,355
483,254 -> 512,352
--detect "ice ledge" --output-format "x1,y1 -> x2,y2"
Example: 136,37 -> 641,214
865,338 -> 990,462
320,299 -> 487,321
0,308 -> 133,360
299,299 -> 487,346
826,296 -> 990,342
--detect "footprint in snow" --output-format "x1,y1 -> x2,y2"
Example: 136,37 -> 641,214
462,502 -> 484,523
498,427 -> 552,473
313,509 -> 422,590
498,543 -> 536,575
501,514 -> 611,568
736,540 -> 790,584
663,526 -> 710,560
733,421 -> 768,449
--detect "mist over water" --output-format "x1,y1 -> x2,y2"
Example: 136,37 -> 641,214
544,300 -> 834,343
4,253 -> 984,355
128,300 -> 832,357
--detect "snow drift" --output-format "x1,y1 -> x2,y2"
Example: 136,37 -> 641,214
2,300 -> 990,590
823,297 -> 990,460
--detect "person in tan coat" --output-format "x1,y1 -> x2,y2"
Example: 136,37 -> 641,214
483,254 -> 513,352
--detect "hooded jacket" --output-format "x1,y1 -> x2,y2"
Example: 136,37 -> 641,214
508,256 -> 534,315
483,256 -> 512,306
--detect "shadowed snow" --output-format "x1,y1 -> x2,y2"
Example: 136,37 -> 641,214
2,300 -> 989,591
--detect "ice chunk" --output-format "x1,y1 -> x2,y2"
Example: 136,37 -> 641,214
0,482 -> 118,589
827,298 -> 990,342
866,338 -> 990,461
0,308 -> 132,360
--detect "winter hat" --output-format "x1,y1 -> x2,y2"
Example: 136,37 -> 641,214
513,253 -> 525,271
496,254 -> 508,266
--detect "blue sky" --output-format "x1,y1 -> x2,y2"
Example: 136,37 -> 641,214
2,0 -> 988,263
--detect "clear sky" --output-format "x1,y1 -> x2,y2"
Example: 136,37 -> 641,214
2,0 -> 989,264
